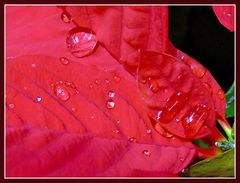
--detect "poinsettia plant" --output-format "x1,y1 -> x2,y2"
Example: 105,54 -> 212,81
6,5 -> 235,177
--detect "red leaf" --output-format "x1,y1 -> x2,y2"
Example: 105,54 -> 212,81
212,6 -> 234,32
64,6 -> 169,74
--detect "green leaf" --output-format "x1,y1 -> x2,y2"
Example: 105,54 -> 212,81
192,139 -> 210,149
188,148 -> 234,177
225,82 -> 235,118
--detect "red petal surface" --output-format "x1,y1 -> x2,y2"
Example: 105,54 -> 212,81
212,6 -> 234,32
6,6 -> 195,177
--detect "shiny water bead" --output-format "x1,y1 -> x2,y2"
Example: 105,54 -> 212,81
108,91 -> 115,98
179,157 -> 185,162
66,28 -> 98,58
105,79 -> 110,84
128,137 -> 137,143
116,120 -> 120,124
106,99 -> 115,109
156,91 -> 187,124
34,97 -> 42,103
182,104 -> 210,138
115,129 -> 120,134
59,57 -> 69,65
90,115 -> 95,119
8,103 -> 15,110
31,63 -> 36,68
94,80 -> 99,85
216,89 -> 225,100
146,129 -> 152,135
61,12 -> 72,23
53,84 -> 70,101
113,75 -> 121,83
142,150 -> 151,157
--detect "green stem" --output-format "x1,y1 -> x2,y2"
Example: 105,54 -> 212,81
217,119 -> 233,141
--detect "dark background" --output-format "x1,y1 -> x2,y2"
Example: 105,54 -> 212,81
169,6 -> 234,92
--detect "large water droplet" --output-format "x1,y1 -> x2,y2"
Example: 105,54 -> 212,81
66,28 -> 98,58
156,91 -> 187,124
59,57 -> 69,65
53,84 -> 70,101
216,89 -> 225,100
113,75 -> 121,83
34,96 -> 42,103
191,67 -> 206,78
182,104 -> 210,138
108,91 -> 115,98
61,12 -> 71,23
8,103 -> 15,110
142,149 -> 151,157
106,99 -> 115,109
128,137 -> 137,143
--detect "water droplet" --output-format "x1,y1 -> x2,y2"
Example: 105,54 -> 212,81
155,91 -> 187,124
90,115 -> 95,119
154,123 -> 173,138
146,129 -> 152,135
53,84 -> 70,101
175,118 -> 180,122
89,84 -> 93,89
142,149 -> 151,157
191,67 -> 206,78
180,55 -> 185,60
177,74 -> 182,80
71,107 -> 76,111
113,75 -> 121,83
105,79 -> 110,84
182,104 -> 210,138
108,91 -> 115,98
149,80 -> 159,93
94,80 -> 99,85
59,57 -> 69,65
181,168 -> 188,175
217,89 -> 225,100
116,120 -> 120,124
106,99 -> 115,109
34,97 -> 42,103
115,129 -> 120,134
61,12 -> 71,23
66,28 -> 98,58
8,103 -> 15,110
224,12 -> 232,17
179,157 -> 185,162
65,81 -> 76,89
31,63 -> 36,68
203,82 -> 212,95
128,137 -> 137,143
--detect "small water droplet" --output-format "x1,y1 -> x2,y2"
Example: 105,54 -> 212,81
177,74 -> 182,80
224,12 -> 232,17
146,129 -> 152,135
89,84 -> 93,89
65,81 -> 76,89
137,49 -> 141,53
105,79 -> 110,84
34,96 -> 42,103
142,149 -> 151,157
66,28 -> 98,58
61,12 -> 71,23
108,91 -> 115,98
113,75 -> 121,83
116,120 -> 120,124
106,99 -> 115,109
128,137 -> 137,143
171,136 -> 176,140
94,79 -> 99,85
115,129 -> 120,134
91,115 -> 95,119
181,167 -> 188,175
191,67 -> 206,78
31,63 -> 36,68
59,57 -> 69,65
53,84 -> 70,101
149,80 -> 159,93
71,107 -> 76,111
175,118 -> 180,122
216,89 -> 225,100
180,55 -> 185,60
8,103 -> 15,110
179,157 -> 185,162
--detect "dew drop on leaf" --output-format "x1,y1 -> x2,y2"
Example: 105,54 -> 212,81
66,28 -> 98,58
128,137 -> 137,143
8,103 -> 15,110
59,57 -> 69,65
108,91 -> 115,98
113,75 -> 121,83
61,12 -> 71,23
142,149 -> 151,157
53,84 -> 70,101
34,96 -> 42,103
216,89 -> 225,100
106,99 -> 115,109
